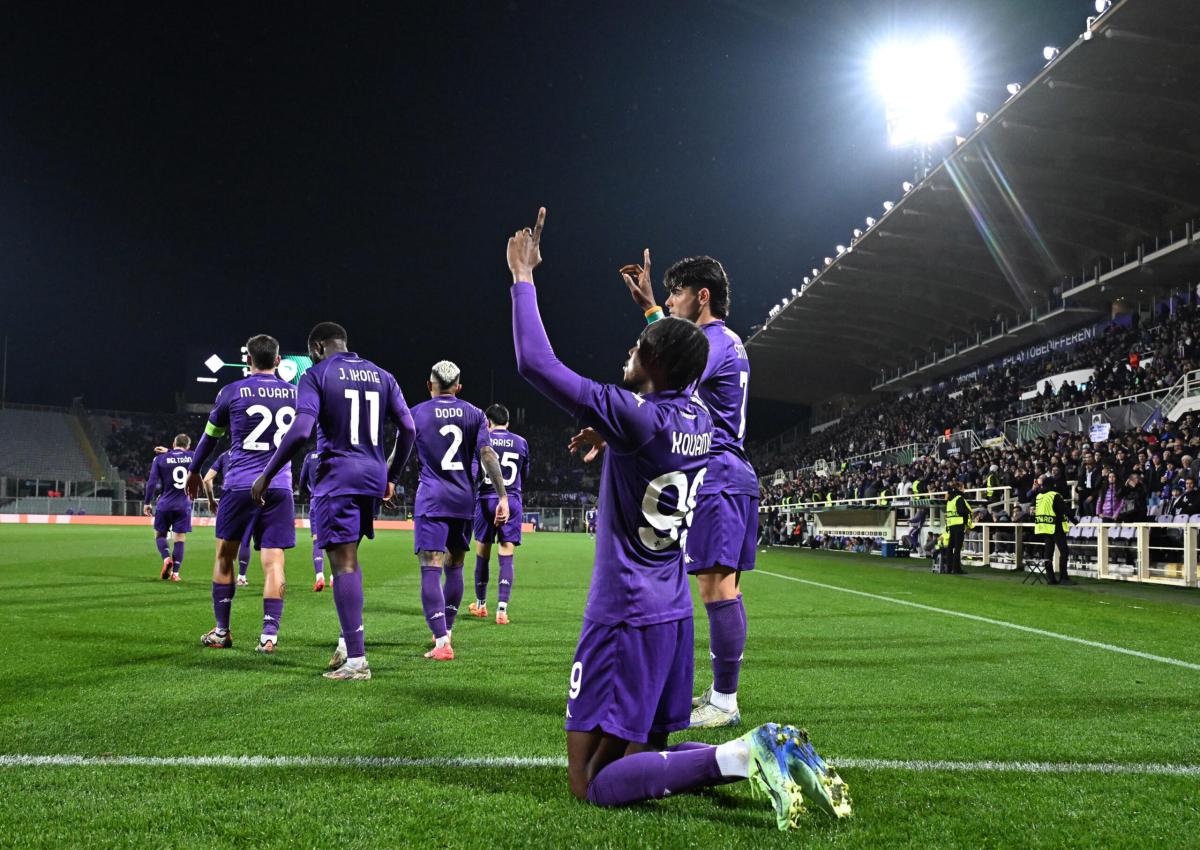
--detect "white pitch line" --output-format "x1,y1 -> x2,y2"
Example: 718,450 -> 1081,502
757,569 -> 1200,671
0,754 -> 1197,777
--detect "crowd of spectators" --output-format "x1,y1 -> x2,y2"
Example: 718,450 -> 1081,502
757,298 -> 1200,513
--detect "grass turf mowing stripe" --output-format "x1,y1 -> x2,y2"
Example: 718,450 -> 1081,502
758,568 -> 1200,671
2,754 -> 1199,776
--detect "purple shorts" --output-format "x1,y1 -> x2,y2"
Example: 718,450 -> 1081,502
685,492 -> 758,574
413,515 -> 471,554
473,495 -> 523,546
153,507 -> 192,535
312,494 -> 379,546
565,616 -> 694,743
215,488 -> 296,551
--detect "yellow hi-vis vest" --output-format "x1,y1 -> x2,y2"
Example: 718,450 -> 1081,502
1035,491 -> 1067,535
986,473 -> 998,498
912,480 -> 921,497
877,490 -> 888,505
946,494 -> 969,526
825,492 -> 833,506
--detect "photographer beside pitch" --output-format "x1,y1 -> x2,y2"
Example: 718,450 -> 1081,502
506,207 -> 849,829
1031,474 -> 1078,585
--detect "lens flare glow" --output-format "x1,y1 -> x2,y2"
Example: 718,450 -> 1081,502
873,38 -> 966,147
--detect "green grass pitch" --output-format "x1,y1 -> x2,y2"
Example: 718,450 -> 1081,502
2,525 -> 1198,849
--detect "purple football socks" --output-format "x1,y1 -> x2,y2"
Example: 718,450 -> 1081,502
474,554 -> 490,602
421,566 -> 448,639
171,541 -> 184,574
333,569 -> 365,657
312,541 -> 325,576
706,595 -> 746,695
155,536 -> 170,560
211,582 -> 236,631
587,746 -> 724,806
237,539 -> 251,577
442,565 -> 465,630
497,554 -> 514,604
262,597 -> 284,641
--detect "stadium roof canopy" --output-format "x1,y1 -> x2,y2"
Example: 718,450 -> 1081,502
747,0 -> 1200,405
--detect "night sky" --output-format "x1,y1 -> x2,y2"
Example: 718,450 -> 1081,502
1,0 -> 1088,436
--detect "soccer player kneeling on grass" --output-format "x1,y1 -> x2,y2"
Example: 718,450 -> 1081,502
252,322 -> 416,681
507,208 -> 850,829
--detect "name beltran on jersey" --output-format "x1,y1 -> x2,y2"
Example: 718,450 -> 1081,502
238,385 -> 297,400
163,456 -> 189,465
671,431 -> 711,457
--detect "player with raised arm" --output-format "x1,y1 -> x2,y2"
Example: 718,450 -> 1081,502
410,362 -> 509,660
298,448 -> 329,591
202,451 -> 254,586
508,208 -> 849,828
186,334 -> 297,654
618,249 -> 758,729
143,433 -> 194,582
469,403 -> 529,624
252,322 -> 416,681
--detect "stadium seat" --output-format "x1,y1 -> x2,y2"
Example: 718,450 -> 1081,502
0,409 -> 95,480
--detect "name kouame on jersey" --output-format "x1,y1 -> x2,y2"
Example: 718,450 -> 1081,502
476,430 -> 529,498
206,373 -> 298,492
696,320 -> 758,496
411,397 -> 488,519
146,449 -> 194,510
572,381 -> 714,628
295,352 -> 411,499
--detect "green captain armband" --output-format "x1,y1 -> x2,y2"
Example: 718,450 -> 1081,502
644,306 -> 664,324
204,421 -> 227,438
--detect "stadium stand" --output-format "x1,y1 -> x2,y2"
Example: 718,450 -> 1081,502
0,407 -> 99,480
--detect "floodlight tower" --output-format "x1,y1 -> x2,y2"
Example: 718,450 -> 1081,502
873,38 -> 967,183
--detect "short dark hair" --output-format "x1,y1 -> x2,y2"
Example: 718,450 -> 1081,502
485,403 -> 510,426
173,433 -> 191,449
308,322 -> 348,348
663,256 -> 731,319
637,316 -> 709,391
246,334 -> 280,370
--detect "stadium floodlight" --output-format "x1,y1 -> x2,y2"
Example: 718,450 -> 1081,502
883,200 -> 895,212
836,244 -> 846,255
872,37 -> 966,147
1006,82 -> 1022,97
803,276 -> 811,285
824,256 -> 834,266
811,267 -> 819,277
865,216 -> 877,227
852,228 -> 863,239
1094,0 -> 1111,13
902,181 -> 914,193
791,288 -> 799,297
975,111 -> 989,124
1042,46 -> 1060,62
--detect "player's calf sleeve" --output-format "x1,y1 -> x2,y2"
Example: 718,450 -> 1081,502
442,565 -> 465,630
333,569 -> 365,658
586,747 -> 724,807
498,554 -> 514,604
212,582 -> 236,631
156,536 -> 170,560
474,555 -> 490,602
312,542 -> 324,576
171,541 -> 184,573
420,567 -> 448,639
262,597 -> 283,641
706,595 -> 747,696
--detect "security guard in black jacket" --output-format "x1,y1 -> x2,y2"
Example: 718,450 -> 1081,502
944,480 -> 972,574
1033,474 -> 1077,585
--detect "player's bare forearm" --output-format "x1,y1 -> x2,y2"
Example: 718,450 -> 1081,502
479,445 -> 507,499
387,412 -> 417,485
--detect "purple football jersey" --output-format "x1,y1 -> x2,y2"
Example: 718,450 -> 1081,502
477,428 -> 529,498
295,352 -> 410,499
411,397 -> 488,519
206,373 -> 297,491
577,383 -> 713,627
298,450 -> 321,497
696,320 -> 758,496
145,449 -> 194,511
210,451 -> 227,478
